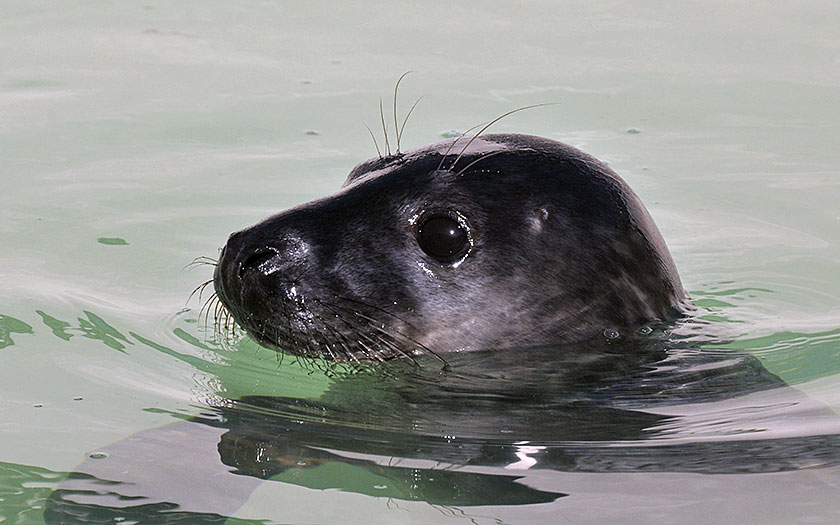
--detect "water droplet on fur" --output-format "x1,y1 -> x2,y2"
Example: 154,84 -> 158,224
603,328 -> 620,340
638,326 -> 653,335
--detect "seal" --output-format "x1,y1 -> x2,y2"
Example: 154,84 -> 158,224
212,133 -> 686,361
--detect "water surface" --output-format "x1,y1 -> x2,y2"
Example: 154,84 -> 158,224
2,1 -> 839,523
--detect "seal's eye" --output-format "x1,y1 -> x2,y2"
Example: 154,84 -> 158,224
417,216 -> 469,263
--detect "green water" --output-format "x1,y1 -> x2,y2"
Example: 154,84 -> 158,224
2,1 -> 839,523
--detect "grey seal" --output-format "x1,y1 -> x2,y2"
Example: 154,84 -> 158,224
212,133 -> 686,361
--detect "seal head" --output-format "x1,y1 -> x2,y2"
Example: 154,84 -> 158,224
213,133 -> 685,360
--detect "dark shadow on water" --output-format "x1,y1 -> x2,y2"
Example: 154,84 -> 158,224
45,491 -> 242,525
212,332 -> 836,474
44,331 -> 840,522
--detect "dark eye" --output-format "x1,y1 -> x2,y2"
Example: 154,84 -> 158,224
417,216 -> 470,263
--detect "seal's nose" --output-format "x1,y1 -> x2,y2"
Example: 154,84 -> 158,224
224,230 -> 311,286
238,246 -> 282,279
213,214 -> 317,317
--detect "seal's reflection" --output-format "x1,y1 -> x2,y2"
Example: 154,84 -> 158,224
46,337 -> 840,522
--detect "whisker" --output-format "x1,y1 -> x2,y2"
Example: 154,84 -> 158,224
198,292 -> 218,327
341,306 -> 441,363
307,310 -> 343,362
210,288 -> 445,366
213,299 -> 226,339
355,338 -> 389,363
352,310 -> 445,365
313,300 -> 382,362
272,302 -> 327,366
194,255 -> 219,265
272,327 -> 285,366
367,330 -> 418,365
315,299 -> 415,364
283,301 -> 296,357
205,296 -> 220,331
333,295 -> 419,330
224,309 -> 238,339
454,150 -> 506,177
398,96 -> 423,153
393,71 -> 413,153
205,300 -> 220,339
319,322 -> 358,363
364,122 -> 383,158
184,256 -> 218,271
379,98 -> 391,156
449,103 -> 553,172
317,295 -> 446,365
251,320 -> 274,355
435,121 -> 486,172
187,279 -> 215,306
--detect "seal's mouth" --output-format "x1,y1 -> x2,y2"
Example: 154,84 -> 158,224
211,291 -> 434,364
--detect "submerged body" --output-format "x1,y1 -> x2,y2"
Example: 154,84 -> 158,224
213,133 -> 685,360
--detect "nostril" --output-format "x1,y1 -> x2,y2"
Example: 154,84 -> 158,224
239,247 -> 281,278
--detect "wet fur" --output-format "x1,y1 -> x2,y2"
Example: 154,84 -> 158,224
211,133 -> 686,361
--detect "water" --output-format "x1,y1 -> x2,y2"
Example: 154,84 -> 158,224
2,1 -> 839,523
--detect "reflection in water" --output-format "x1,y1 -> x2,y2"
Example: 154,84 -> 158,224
43,329 -> 840,522
0,313 -> 33,348
46,496 -> 243,525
